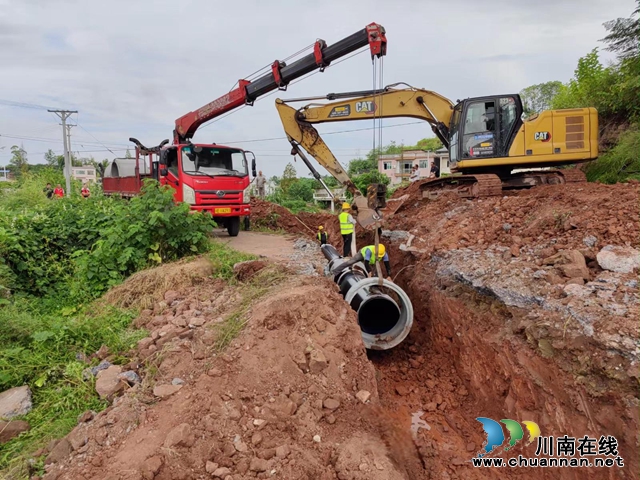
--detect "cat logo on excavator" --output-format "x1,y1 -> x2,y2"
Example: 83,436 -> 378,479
355,101 -> 376,114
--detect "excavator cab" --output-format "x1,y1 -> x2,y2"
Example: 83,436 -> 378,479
449,95 -> 523,171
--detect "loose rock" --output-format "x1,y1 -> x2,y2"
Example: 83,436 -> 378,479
153,384 -> 182,398
212,467 -> 232,478
356,390 -> 371,403
323,398 -> 340,410
249,457 -> 269,472
308,349 -> 328,374
163,423 -> 195,448
95,366 -> 125,399
45,438 -> 72,465
0,420 -> 30,443
597,245 -> 640,273
0,385 -> 32,419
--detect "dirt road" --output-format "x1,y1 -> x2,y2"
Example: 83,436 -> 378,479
213,230 -> 302,261
214,230 -> 327,275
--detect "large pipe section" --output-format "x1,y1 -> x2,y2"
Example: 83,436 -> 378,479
321,244 -> 413,350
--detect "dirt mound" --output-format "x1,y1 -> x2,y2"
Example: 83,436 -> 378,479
102,257 -> 213,309
40,266 -> 422,480
250,199 -> 341,246
385,180 -> 639,255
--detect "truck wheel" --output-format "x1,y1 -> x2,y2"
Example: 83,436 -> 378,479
243,216 -> 250,231
228,217 -> 241,237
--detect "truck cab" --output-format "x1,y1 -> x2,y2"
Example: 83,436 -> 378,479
159,143 -> 256,236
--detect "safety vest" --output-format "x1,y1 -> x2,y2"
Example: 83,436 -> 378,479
339,212 -> 354,235
361,245 -> 383,264
317,232 -> 327,243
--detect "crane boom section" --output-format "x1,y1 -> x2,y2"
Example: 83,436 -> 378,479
174,23 -> 387,143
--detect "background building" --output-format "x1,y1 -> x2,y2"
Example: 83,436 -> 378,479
71,166 -> 97,184
378,149 -> 450,185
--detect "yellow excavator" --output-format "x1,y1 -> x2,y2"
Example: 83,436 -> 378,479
275,83 -> 598,228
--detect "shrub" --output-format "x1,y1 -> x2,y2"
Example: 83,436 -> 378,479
585,124 -> 640,183
0,180 -> 216,298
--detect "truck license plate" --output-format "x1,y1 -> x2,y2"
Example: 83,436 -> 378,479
214,208 -> 231,214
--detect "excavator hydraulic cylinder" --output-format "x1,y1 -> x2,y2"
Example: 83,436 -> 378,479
321,244 -> 413,350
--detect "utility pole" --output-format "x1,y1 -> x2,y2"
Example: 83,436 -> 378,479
48,109 -> 77,196
66,123 -> 75,184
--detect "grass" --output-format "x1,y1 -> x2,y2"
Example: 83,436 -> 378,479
213,266 -> 287,351
0,299 -> 145,478
208,240 -> 257,281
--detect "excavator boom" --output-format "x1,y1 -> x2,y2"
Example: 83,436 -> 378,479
173,23 -> 387,144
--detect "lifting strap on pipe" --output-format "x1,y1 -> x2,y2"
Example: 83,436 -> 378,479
374,221 -> 383,286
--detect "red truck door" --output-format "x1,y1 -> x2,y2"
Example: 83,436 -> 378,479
160,147 -> 181,200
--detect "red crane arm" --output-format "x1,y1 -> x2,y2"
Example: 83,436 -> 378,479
173,23 -> 386,144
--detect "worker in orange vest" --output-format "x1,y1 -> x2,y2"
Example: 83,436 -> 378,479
53,184 -> 64,198
81,183 -> 91,198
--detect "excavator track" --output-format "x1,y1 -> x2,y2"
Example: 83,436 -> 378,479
557,168 -> 587,183
419,174 -> 503,200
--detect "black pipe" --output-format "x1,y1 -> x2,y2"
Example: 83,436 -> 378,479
321,244 -> 401,335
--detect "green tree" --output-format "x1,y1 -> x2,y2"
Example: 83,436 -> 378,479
519,81 -> 563,115
601,0 -> 640,61
415,137 -> 443,151
91,159 -> 110,179
9,145 -> 28,176
351,171 -> 390,196
44,149 -> 58,167
280,163 -> 297,194
286,179 -> 314,202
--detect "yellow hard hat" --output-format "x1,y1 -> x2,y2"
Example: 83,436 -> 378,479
318,226 -> 324,230
376,244 -> 386,257
342,202 -> 351,210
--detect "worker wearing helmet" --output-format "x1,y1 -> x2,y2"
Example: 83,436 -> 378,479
317,226 -> 328,246
338,202 -> 356,257
331,243 -> 391,280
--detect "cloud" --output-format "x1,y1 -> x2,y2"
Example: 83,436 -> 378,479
0,0 -> 635,178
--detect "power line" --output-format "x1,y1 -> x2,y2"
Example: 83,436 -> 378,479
76,121 -> 118,155
0,132 -> 129,148
0,99 -> 63,110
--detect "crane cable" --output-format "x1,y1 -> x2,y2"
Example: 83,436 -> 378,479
374,56 -> 384,285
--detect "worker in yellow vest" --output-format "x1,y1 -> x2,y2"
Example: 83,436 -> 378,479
331,244 -> 392,280
338,202 -> 356,257
316,226 -> 328,245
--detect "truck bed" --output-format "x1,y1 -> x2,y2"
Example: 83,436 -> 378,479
102,174 -> 151,197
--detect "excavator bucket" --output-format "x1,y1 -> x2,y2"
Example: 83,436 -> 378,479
352,195 -> 382,230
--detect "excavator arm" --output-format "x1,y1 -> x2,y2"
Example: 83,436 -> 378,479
275,85 -> 455,227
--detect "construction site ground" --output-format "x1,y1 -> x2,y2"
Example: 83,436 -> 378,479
36,182 -> 638,480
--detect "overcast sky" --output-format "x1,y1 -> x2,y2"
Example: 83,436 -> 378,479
0,0 -> 635,178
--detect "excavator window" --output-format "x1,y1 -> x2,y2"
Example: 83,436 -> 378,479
498,96 -> 518,155
449,104 -> 463,163
461,100 -> 496,159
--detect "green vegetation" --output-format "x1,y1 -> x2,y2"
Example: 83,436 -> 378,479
585,125 -> 640,183
0,172 -> 218,476
208,240 -> 257,281
520,2 -> 639,184
1,178 -> 214,298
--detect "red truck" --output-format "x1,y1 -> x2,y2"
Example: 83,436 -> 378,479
103,23 -> 387,236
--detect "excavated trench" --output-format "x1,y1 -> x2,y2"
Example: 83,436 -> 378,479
363,245 -> 638,480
